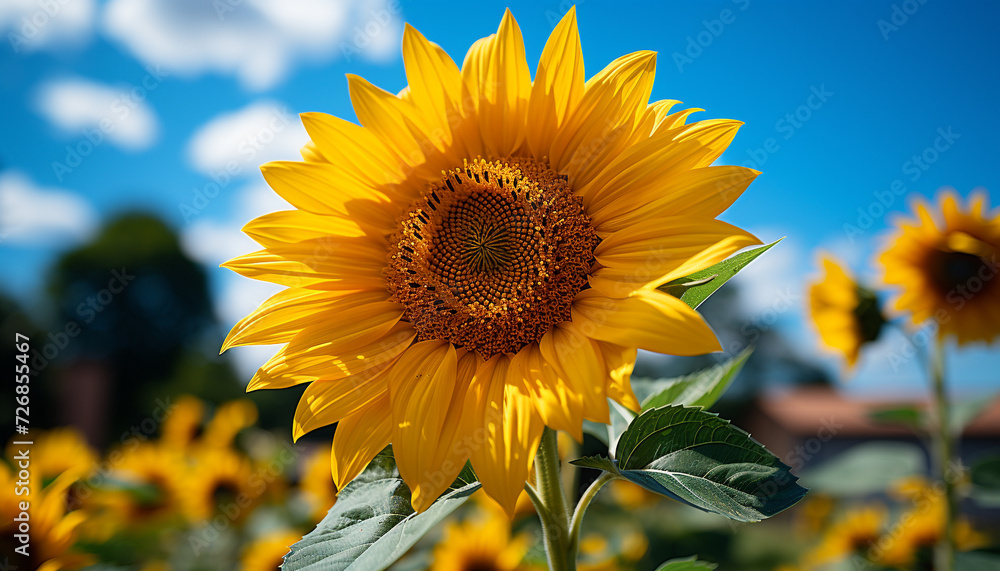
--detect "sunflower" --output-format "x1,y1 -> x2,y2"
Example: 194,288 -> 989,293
184,447 -> 257,522
807,255 -> 885,368
199,399 -> 258,449
879,188 -> 1000,344
5,427 -> 98,487
0,463 -> 92,570
805,505 -> 886,566
430,510 -> 531,571
223,7 -> 759,514
299,446 -> 337,522
160,394 -> 206,449
105,443 -> 187,524
241,530 -> 303,571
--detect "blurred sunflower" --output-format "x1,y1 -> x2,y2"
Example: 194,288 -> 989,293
223,7 -> 759,514
6,427 -> 97,486
161,394 -> 206,449
879,189 -> 1000,344
430,509 -> 531,571
0,464 -> 92,570
299,447 -> 337,522
805,505 -> 886,566
183,447 -> 257,522
241,529 -> 303,571
106,443 -> 187,524
808,255 -> 885,368
200,399 -> 259,449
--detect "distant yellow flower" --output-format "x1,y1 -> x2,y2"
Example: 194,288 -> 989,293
161,394 -> 206,449
106,443 -> 187,524
879,189 -> 1000,344
430,509 -> 531,571
241,530 -> 303,571
607,478 -> 661,510
808,255 -> 884,368
806,505 -> 886,565
200,399 -> 258,449
6,427 -> 97,485
184,447 -> 257,522
299,447 -> 337,522
0,464 -> 92,570
223,6 -> 758,515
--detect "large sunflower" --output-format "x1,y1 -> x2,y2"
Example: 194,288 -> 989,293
879,189 -> 1000,344
223,8 -> 759,515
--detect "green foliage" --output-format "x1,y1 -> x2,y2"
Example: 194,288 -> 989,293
637,348 -> 753,411
655,556 -> 719,571
800,442 -> 924,496
659,239 -> 782,309
572,405 -> 807,522
282,449 -> 480,571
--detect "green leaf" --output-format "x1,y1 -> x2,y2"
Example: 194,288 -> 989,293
800,442 -> 924,496
637,348 -> 753,411
957,551 -> 1000,571
571,405 -> 807,522
282,449 -> 480,571
607,399 -> 636,455
971,454 -> 1000,490
655,556 -> 719,571
659,239 -> 782,309
868,405 -> 924,430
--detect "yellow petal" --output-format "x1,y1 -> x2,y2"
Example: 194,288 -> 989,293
590,218 -> 761,294
283,299 -> 403,358
260,161 -> 396,232
525,6 -> 584,159
539,322 -> 610,424
223,289 -> 381,351
599,341 -> 639,411
571,289 -> 721,356
347,74 -> 432,168
331,394 -> 392,490
511,343 -> 583,441
248,322 -> 416,391
402,23 -> 466,154
300,112 -> 407,188
387,340 -> 468,512
242,210 -> 373,246
593,166 -> 759,233
474,9 -> 531,157
292,368 -> 390,440
465,355 -> 543,517
221,237 -> 387,290
550,51 -> 656,183
579,118 -> 744,211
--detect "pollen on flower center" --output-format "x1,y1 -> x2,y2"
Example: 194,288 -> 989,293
385,157 -> 598,358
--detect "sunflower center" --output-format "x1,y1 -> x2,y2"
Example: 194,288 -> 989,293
385,158 -> 598,358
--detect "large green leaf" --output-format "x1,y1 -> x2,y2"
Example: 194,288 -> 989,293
654,556 -> 719,571
571,405 -> 807,522
282,449 -> 480,571
970,454 -> 1000,507
637,348 -> 753,411
800,442 -> 924,496
659,239 -> 782,309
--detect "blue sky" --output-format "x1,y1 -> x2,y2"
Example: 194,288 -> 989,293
1,0 -> 998,397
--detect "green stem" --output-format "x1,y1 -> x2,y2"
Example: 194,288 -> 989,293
930,336 -> 956,571
532,427 -> 573,571
567,472 -> 615,559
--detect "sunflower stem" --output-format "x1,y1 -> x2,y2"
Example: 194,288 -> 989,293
930,336 -> 957,571
532,427 -> 574,571
567,471 -> 615,559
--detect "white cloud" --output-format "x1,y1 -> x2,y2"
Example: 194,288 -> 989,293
185,100 -> 307,177
0,171 -> 97,245
35,77 -> 160,151
101,0 -> 403,91
0,0 -> 96,53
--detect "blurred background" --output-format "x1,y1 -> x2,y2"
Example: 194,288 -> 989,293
1,0 -> 998,569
